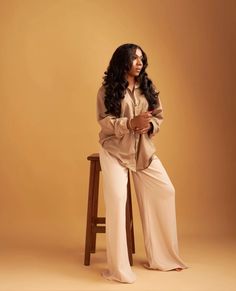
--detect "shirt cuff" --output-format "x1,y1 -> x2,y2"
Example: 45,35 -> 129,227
115,117 -> 130,137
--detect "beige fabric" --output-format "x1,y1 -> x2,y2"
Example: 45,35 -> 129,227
99,146 -> 188,283
97,84 -> 164,171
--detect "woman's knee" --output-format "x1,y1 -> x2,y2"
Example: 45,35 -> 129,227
103,182 -> 128,203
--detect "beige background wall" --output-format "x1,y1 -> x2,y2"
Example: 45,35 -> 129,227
0,0 -> 235,249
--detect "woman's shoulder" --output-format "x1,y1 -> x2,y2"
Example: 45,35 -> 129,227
97,85 -> 106,101
97,85 -> 105,95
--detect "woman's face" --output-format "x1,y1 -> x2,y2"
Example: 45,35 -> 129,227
127,48 -> 143,78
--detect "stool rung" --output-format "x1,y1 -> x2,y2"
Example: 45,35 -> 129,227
93,226 -> 105,233
95,217 -> 105,224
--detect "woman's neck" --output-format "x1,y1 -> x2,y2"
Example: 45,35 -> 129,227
127,75 -> 135,91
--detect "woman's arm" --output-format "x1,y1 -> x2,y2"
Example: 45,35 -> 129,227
96,87 -> 130,138
148,96 -> 164,137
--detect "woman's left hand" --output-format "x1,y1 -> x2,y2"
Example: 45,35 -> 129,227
135,123 -> 151,134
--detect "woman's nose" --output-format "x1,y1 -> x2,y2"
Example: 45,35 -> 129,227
137,58 -> 142,65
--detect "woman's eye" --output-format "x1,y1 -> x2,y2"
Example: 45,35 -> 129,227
132,56 -> 143,62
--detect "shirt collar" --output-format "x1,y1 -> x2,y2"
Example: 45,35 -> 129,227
126,82 -> 140,93
134,82 -> 140,89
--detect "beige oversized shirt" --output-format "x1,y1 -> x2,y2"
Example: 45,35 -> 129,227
97,83 -> 164,171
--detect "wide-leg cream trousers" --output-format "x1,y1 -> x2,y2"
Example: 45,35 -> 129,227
99,146 -> 188,283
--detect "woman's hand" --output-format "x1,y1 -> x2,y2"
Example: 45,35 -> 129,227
134,124 -> 152,134
130,111 -> 152,130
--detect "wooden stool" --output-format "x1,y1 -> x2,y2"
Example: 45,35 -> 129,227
84,153 -> 135,266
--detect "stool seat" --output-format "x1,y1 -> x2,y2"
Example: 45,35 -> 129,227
84,153 -> 135,266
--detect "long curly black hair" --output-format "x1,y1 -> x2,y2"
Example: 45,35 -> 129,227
102,43 -> 159,117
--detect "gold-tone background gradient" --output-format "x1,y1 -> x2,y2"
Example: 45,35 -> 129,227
0,0 -> 235,251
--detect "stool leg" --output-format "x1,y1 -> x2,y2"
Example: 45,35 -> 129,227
90,161 -> 100,253
127,171 -> 135,254
126,201 -> 133,266
84,161 -> 96,266
126,171 -> 134,266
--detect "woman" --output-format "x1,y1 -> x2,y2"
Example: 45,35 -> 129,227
97,43 -> 188,283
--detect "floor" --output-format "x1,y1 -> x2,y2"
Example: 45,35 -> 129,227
0,235 -> 235,291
